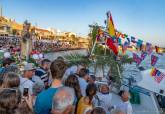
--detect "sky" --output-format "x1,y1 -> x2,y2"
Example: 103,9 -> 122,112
1,0 -> 165,47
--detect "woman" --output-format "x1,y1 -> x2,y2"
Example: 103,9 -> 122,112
76,83 -> 97,114
0,88 -> 21,114
64,74 -> 82,114
1,72 -> 20,88
64,74 -> 82,101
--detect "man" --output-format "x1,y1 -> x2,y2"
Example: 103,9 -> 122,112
34,59 -> 67,114
51,87 -> 75,114
35,59 -> 51,88
0,58 -> 13,73
93,82 -> 112,114
88,74 -> 96,84
78,68 -> 89,96
19,63 -> 36,95
116,90 -> 133,114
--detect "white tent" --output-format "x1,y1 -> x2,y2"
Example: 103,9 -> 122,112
137,69 -> 165,96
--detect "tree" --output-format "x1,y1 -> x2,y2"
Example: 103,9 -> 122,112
64,23 -> 133,87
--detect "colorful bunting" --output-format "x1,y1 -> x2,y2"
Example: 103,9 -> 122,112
136,39 -> 143,48
151,55 -> 159,66
141,52 -> 147,60
116,31 -> 121,38
150,67 -> 157,76
146,43 -> 153,55
131,37 -> 137,43
96,17 -> 161,56
118,38 -> 122,45
122,41 -> 129,54
133,53 -> 142,65
155,46 -> 160,53
150,68 -> 165,83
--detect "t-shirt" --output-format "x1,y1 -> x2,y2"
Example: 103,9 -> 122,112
78,77 -> 88,96
19,76 -> 34,95
35,67 -> 49,87
93,92 -> 112,114
34,87 -> 58,114
116,101 -> 133,114
76,97 -> 92,114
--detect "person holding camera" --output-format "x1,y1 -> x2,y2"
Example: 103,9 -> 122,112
93,82 -> 112,114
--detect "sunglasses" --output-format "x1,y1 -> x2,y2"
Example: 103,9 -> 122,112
0,88 -> 20,100
0,88 -> 19,93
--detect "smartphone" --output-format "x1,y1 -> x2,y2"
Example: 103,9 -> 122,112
23,88 -> 29,97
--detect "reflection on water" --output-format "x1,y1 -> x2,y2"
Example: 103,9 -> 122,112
44,49 -> 88,61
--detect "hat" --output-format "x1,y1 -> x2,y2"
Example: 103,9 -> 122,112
24,63 -> 36,71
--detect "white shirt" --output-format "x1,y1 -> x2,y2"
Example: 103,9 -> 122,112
116,101 -> 133,114
19,76 -> 34,95
93,92 -> 112,114
78,77 -> 88,96
62,65 -> 78,82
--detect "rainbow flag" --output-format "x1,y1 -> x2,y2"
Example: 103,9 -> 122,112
150,67 -> 157,76
146,43 -> 153,55
150,68 -> 165,83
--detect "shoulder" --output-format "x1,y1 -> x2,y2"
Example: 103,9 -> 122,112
20,77 -> 33,85
35,68 -> 46,76
127,102 -> 132,109
37,88 -> 57,98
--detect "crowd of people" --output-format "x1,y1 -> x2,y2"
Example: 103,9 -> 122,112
0,36 -> 76,53
33,40 -> 73,52
0,54 -> 133,114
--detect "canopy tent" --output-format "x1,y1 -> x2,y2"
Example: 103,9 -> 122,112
137,69 -> 165,96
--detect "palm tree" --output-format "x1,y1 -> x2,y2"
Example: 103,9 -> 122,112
64,23 -> 133,87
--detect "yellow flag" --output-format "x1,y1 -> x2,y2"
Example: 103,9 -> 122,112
107,12 -> 116,37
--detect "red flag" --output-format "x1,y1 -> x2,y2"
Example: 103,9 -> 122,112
133,53 -> 142,65
151,55 -> 159,66
106,37 -> 118,55
155,46 -> 160,53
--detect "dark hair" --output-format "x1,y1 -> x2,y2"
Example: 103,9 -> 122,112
0,88 -> 21,114
91,107 -> 106,114
90,75 -> 96,81
2,58 -> 13,67
86,83 -> 97,104
64,74 -> 82,100
3,65 -> 19,74
2,72 -> 20,88
118,90 -> 125,97
79,68 -> 89,78
50,59 -> 67,79
41,59 -> 50,65
56,56 -> 64,61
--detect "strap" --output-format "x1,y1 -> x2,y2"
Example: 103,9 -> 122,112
94,95 -> 101,106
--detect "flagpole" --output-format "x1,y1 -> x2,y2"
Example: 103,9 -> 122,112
90,40 -> 96,56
